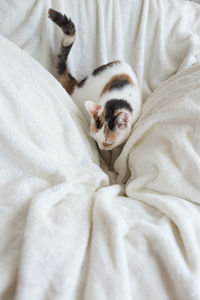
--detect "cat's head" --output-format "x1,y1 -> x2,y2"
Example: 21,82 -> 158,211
85,99 -> 133,150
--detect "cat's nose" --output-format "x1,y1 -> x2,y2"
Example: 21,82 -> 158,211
102,142 -> 112,149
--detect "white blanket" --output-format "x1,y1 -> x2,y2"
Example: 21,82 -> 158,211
0,0 -> 200,299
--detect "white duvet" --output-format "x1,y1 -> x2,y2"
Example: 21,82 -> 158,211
0,0 -> 200,299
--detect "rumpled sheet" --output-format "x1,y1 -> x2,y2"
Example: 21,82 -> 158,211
0,0 -> 200,299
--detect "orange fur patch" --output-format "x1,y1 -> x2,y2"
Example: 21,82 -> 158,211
101,73 -> 134,96
90,109 -> 106,133
99,109 -> 106,124
103,124 -> 119,143
91,123 -> 98,134
106,128 -> 118,143
59,72 -> 77,95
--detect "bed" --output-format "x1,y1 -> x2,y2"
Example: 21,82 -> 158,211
0,0 -> 200,299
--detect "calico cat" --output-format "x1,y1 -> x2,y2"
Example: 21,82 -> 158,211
48,9 -> 142,150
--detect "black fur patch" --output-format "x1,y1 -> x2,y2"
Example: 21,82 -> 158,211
68,72 -> 76,83
93,61 -> 120,76
96,117 -> 103,129
57,44 -> 73,75
48,9 -> 75,35
49,9 -> 76,76
108,78 -> 130,91
105,99 -> 133,130
77,76 -> 88,88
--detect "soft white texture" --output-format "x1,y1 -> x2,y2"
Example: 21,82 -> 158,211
0,35 -> 108,300
0,0 -> 200,300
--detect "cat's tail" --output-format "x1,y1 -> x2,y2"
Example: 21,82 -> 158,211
48,8 -> 77,94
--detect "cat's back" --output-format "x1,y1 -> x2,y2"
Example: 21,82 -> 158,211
72,60 -> 138,120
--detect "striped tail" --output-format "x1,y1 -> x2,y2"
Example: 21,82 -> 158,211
48,8 -> 77,94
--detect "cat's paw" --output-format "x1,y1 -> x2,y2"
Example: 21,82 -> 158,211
48,8 -> 75,35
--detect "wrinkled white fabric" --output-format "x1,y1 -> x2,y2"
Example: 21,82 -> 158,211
0,36 -> 109,300
0,0 -> 200,299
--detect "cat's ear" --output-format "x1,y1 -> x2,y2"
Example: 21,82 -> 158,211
115,112 -> 129,130
85,101 -> 102,118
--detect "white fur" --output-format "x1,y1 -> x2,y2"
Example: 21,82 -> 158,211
62,34 -> 75,47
